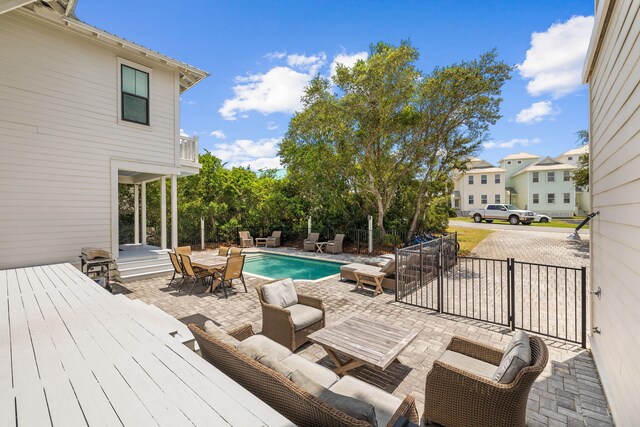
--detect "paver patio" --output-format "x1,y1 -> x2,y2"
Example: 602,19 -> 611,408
118,235 -> 611,426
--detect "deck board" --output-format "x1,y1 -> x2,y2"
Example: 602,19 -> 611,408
1,263 -> 293,427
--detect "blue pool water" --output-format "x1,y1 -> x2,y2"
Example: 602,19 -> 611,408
243,253 -> 342,280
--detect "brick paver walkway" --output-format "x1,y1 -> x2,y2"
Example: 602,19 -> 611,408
119,237 -> 612,426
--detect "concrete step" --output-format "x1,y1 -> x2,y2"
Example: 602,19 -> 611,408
118,257 -> 174,282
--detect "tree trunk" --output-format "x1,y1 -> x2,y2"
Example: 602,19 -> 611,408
375,193 -> 386,233
407,190 -> 425,239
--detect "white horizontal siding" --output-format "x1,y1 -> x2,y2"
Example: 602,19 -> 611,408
588,0 -> 640,425
0,10 -> 181,269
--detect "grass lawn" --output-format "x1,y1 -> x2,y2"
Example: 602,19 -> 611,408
446,225 -> 493,256
449,216 -> 587,229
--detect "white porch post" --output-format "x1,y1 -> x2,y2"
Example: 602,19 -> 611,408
134,184 -> 140,244
141,182 -> 147,246
171,174 -> 178,249
160,177 -> 167,249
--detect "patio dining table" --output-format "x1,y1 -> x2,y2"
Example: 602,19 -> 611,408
189,253 -> 230,293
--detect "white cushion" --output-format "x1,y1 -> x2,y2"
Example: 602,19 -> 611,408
262,278 -> 299,308
287,304 -> 323,331
493,331 -> 531,383
280,354 -> 340,389
238,334 -> 292,362
329,375 -> 403,427
437,350 -> 496,379
203,320 -> 240,348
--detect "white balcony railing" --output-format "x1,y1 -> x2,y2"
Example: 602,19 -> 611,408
179,135 -> 199,165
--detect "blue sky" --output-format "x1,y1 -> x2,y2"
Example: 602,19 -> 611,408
78,0 -> 594,168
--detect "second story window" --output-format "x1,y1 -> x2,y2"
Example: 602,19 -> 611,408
468,175 -> 474,185
494,174 -> 500,184
532,193 -> 539,204
532,172 -> 539,183
121,64 -> 149,125
481,174 -> 487,184
564,170 -> 571,181
547,171 -> 555,182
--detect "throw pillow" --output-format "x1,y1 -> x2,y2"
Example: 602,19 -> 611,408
493,330 -> 532,384
203,320 -> 240,348
290,370 -> 377,426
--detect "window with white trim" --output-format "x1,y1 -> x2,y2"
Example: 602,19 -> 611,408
468,195 -> 474,205
494,194 -> 501,203
548,193 -> 555,204
547,171 -> 555,182
532,172 -> 539,183
564,170 -> 571,181
468,175 -> 474,185
494,174 -> 500,184
481,194 -> 487,204
121,64 -> 149,125
564,193 -> 571,203
533,193 -> 539,204
481,174 -> 487,184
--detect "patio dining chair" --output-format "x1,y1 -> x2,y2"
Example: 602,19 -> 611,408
211,255 -> 247,298
167,252 -> 185,288
178,254 -> 214,295
175,246 -> 192,255
218,246 -> 230,257
229,247 -> 243,257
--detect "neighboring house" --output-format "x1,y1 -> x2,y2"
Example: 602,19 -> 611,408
0,1 -> 208,269
556,145 -> 590,214
583,0 -> 640,424
510,157 -> 577,217
451,158 -> 506,215
498,152 -> 540,207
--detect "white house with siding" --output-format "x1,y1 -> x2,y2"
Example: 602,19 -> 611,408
583,0 -> 640,424
0,0 -> 208,270
451,158 -> 507,215
556,145 -> 591,214
498,152 -> 541,206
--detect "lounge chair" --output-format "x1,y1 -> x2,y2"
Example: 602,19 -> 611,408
256,278 -> 325,351
424,332 -> 548,427
340,254 -> 397,291
325,234 -> 345,254
239,231 -> 254,247
303,232 -> 320,251
211,255 -> 247,298
266,231 -> 282,247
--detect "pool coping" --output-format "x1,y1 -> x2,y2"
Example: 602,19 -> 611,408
243,250 -> 346,283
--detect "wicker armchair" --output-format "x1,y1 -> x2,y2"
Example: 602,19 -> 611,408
256,280 -> 325,351
424,335 -> 548,427
266,231 -> 282,247
325,234 -> 345,254
303,232 -> 320,251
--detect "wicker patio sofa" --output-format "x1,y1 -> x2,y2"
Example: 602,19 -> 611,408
188,322 -> 419,427
424,332 -> 548,427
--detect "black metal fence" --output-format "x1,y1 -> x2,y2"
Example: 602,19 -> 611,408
396,241 -> 587,347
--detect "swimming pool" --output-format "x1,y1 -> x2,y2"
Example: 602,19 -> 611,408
243,253 -> 342,280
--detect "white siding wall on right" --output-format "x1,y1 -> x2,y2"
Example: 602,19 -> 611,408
587,0 -> 640,425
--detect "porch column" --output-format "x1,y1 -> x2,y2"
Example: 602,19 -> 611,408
160,177 -> 167,249
171,174 -> 178,249
141,182 -> 147,246
134,184 -> 140,244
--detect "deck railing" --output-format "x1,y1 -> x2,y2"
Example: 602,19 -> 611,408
179,136 -> 199,164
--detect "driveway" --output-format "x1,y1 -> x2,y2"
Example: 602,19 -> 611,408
450,219 -> 590,236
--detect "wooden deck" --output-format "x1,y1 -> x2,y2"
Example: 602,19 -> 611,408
0,263 -> 293,427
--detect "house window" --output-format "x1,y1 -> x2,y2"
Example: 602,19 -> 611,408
481,174 -> 487,184
564,171 -> 571,182
494,174 -> 500,184
532,172 -> 539,183
494,194 -> 501,203
533,194 -> 539,204
468,175 -> 474,185
564,193 -> 571,203
481,195 -> 487,204
568,156 -> 573,161
121,64 -> 149,125
468,195 -> 474,205
507,161 -> 512,165
547,171 -> 555,182
548,193 -> 555,204
517,160 -> 522,164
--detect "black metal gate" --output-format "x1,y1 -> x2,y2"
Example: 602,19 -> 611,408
395,238 -> 587,347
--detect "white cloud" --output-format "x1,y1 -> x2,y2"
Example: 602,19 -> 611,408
264,51 -> 287,60
287,53 -> 327,73
209,130 -> 226,139
179,128 -> 189,137
330,51 -> 368,78
210,138 -> 282,170
518,15 -> 594,98
267,121 -> 279,130
515,101 -> 558,124
483,138 -> 541,150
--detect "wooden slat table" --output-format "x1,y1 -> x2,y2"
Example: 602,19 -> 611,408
0,263 -> 293,427
354,270 -> 386,296
308,315 -> 418,375
189,253 -> 228,271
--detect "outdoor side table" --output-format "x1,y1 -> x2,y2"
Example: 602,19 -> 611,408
255,238 -> 268,247
354,270 -> 386,296
315,242 -> 327,253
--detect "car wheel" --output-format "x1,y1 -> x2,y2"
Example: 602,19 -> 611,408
540,217 -> 549,223
485,220 -> 493,223
473,214 -> 482,223
509,215 -> 519,225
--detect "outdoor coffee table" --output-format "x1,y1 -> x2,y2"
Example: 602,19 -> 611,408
308,315 -> 418,375
255,237 -> 268,247
315,241 -> 328,253
354,270 -> 386,296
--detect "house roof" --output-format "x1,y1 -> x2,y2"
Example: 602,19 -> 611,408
558,145 -> 588,157
512,156 -> 577,177
8,1 -> 209,93
500,152 -> 541,161
467,167 -> 507,174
